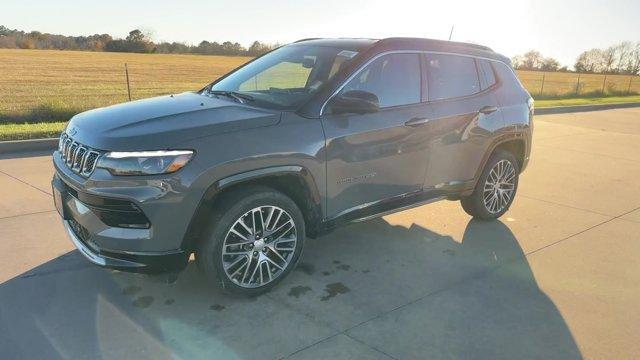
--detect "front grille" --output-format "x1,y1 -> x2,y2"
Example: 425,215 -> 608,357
58,133 -> 101,177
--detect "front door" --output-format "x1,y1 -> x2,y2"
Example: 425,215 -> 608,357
321,53 -> 433,218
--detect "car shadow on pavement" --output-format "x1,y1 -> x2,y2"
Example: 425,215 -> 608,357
0,218 -> 582,359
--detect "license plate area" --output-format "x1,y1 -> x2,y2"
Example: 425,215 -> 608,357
52,179 -> 70,220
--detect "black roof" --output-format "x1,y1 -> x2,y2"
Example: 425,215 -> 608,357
293,37 -> 509,64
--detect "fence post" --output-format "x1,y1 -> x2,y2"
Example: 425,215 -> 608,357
125,63 -> 132,101
601,74 -> 607,95
539,72 -> 546,96
628,76 -> 633,95
575,73 -> 581,95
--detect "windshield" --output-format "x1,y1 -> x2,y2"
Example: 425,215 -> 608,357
206,45 -> 359,110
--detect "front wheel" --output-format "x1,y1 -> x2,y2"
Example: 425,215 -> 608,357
460,150 -> 519,220
196,186 -> 305,295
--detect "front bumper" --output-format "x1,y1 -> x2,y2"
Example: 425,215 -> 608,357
63,219 -> 188,272
52,151 -> 197,273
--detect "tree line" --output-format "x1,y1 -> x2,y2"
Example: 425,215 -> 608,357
0,26 -> 278,56
512,42 -> 640,75
3,24 -> 639,73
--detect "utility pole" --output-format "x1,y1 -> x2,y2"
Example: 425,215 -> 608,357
448,25 -> 454,41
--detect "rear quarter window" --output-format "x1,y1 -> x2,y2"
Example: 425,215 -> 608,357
478,59 -> 497,90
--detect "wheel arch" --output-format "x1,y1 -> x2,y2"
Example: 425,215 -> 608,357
466,135 -> 526,195
493,138 -> 526,171
180,166 -> 323,253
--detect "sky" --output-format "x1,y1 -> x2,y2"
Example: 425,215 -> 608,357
2,0 -> 639,67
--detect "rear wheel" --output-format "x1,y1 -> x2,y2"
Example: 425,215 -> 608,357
196,186 -> 305,295
461,150 -> 519,220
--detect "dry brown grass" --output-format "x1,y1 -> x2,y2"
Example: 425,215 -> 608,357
516,70 -> 640,97
0,49 -> 251,122
1,49 -> 639,124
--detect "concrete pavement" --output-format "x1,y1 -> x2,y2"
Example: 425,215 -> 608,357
1,108 -> 639,359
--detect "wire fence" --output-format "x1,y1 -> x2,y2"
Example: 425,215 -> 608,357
516,70 -> 640,97
3,48 -> 640,125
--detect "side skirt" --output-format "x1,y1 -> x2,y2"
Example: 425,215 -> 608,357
319,188 -> 458,234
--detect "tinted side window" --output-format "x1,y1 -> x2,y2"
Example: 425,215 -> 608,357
426,54 -> 480,100
341,53 -> 421,108
478,59 -> 496,90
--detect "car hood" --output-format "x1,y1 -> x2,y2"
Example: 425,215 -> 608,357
65,92 -> 280,151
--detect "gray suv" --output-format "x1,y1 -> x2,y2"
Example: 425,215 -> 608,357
52,38 -> 533,295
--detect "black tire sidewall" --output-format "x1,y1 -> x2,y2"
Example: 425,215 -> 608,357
197,187 -> 305,296
463,150 -> 520,220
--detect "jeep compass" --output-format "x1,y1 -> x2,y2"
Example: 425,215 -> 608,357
52,37 -> 533,295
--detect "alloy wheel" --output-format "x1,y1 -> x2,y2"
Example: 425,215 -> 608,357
483,159 -> 516,214
221,206 -> 298,288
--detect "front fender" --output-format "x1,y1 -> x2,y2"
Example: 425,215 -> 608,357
180,165 -> 324,251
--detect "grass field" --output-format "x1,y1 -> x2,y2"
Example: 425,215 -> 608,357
1,48 -> 640,140
0,122 -> 66,141
534,95 -> 640,108
517,70 -> 639,97
0,49 -> 251,123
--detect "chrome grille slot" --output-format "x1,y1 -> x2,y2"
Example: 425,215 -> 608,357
57,134 -> 101,177
74,147 -> 87,170
59,133 -> 68,152
83,151 -> 99,175
67,143 -> 78,166
63,138 -> 72,161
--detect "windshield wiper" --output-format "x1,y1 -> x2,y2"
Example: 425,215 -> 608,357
208,90 -> 254,103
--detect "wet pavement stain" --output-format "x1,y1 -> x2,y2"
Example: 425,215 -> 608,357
210,304 -> 225,311
164,298 -> 175,305
133,296 -> 154,308
320,282 -> 350,301
122,285 -> 142,296
321,271 -> 331,276
165,273 -> 179,284
295,262 -> 315,275
336,264 -> 351,271
288,285 -> 312,298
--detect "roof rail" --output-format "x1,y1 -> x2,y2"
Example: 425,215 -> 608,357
377,37 -> 493,52
445,40 -> 493,52
294,38 -> 322,43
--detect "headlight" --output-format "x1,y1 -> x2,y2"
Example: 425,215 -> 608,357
97,150 -> 194,176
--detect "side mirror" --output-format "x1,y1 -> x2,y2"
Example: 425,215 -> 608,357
327,90 -> 379,115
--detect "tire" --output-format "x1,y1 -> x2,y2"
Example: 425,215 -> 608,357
196,186 -> 305,296
460,149 -> 519,220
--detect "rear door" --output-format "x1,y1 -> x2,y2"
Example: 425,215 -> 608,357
422,54 -> 504,189
321,53 -> 433,218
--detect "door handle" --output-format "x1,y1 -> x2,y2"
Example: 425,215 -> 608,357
404,117 -> 430,127
479,105 -> 498,114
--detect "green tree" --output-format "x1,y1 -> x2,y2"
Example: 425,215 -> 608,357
126,29 -> 145,42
